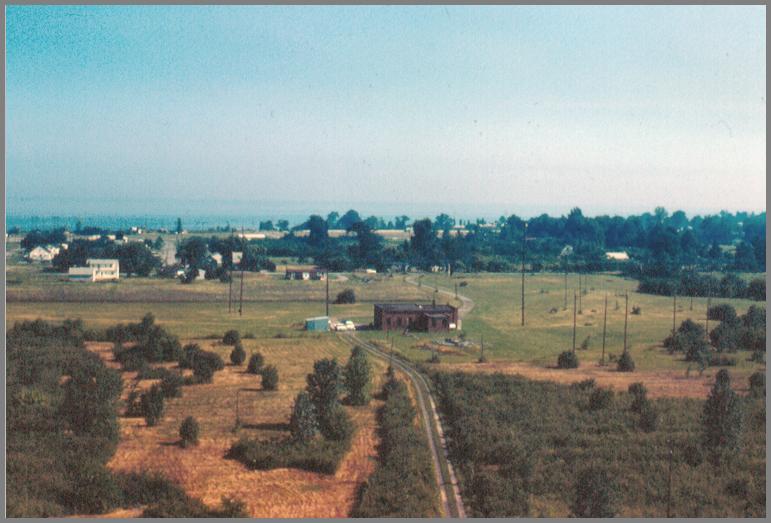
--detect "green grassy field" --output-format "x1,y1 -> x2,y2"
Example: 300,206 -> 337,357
360,271 -> 764,374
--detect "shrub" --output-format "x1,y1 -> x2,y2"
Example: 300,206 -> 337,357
289,392 -> 318,443
141,384 -> 165,427
638,404 -> 658,432
557,350 -> 578,369
179,416 -> 199,447
617,350 -> 635,372
192,351 -> 224,383
580,336 -> 591,350
749,371 -> 765,399
428,351 -> 441,363
631,306 -> 641,315
260,365 -> 279,391
628,382 -> 648,413
588,388 -> 613,410
334,288 -> 356,304
343,346 -> 372,406
707,354 -> 736,367
682,442 -> 704,467
230,342 -> 246,365
246,353 -> 264,374
708,304 -> 738,323
702,369 -> 743,452
573,378 -> 596,391
160,371 -> 184,398
306,358 -> 342,417
319,404 -> 354,442
178,343 -> 202,369
227,436 -> 350,475
222,329 -> 241,345
571,466 -> 619,517
709,321 -> 740,352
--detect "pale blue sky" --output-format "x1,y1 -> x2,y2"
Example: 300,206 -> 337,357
6,5 -> 766,218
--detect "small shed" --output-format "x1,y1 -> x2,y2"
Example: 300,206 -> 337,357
305,316 -> 330,332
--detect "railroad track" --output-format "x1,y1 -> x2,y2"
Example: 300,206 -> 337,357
338,331 -> 467,518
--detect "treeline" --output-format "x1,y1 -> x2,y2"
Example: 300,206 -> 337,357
50,237 -> 161,276
6,318 -> 245,517
352,372 -> 438,517
258,207 -> 766,274
638,272 -> 765,301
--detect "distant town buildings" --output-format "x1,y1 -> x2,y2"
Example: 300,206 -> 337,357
285,267 -> 327,281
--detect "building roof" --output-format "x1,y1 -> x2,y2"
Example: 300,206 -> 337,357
375,303 -> 455,313
87,258 -> 119,264
68,267 -> 95,275
306,316 -> 329,321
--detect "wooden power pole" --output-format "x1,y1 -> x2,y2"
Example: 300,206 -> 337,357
601,293 -> 608,365
672,294 -> 677,338
238,228 -> 245,316
572,292 -> 577,353
623,292 -> 629,353
563,264 -> 568,310
325,267 -> 330,317
521,223 -> 527,326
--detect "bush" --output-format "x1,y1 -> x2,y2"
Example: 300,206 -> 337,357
579,336 -> 591,350
571,466 -> 619,517
178,343 -> 202,369
289,392 -> 318,443
628,382 -> 648,413
702,369 -> 743,452
227,436 -> 350,475
682,442 -> 704,467
343,346 -> 372,406
261,365 -> 279,391
588,388 -> 613,410
557,350 -> 579,369
617,350 -> 635,372
230,342 -> 246,365
246,353 -> 264,374
192,351 -> 224,383
223,329 -> 241,345
707,354 -> 736,367
179,416 -> 199,447
160,371 -> 184,398
141,384 -> 165,427
631,306 -> 641,315
319,404 -> 354,442
638,404 -> 658,432
572,378 -> 596,391
710,321 -> 740,352
334,288 -> 356,304
749,371 -> 765,399
428,351 -> 441,364
708,304 -> 738,323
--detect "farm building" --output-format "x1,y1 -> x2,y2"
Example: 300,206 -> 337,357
285,267 -> 327,281
68,259 -> 120,282
374,303 -> 459,332
605,251 -> 630,261
27,245 -> 59,262
305,316 -> 330,331
211,253 -> 223,266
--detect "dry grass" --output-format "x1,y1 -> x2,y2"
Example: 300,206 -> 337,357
86,337 -> 389,518
438,360 -> 759,399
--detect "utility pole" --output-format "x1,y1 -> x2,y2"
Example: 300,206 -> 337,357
623,292 -> 629,353
572,292 -> 577,353
325,267 -> 330,317
578,271 -> 583,314
238,227 -> 245,316
601,293 -> 608,365
228,230 -> 234,313
672,294 -> 677,338
705,294 -> 712,340
480,334 -> 485,361
455,282 -> 458,299
563,263 -> 568,310
521,223 -> 527,326
666,434 -> 674,517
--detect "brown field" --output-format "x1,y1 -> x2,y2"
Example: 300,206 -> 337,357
437,359 -> 759,399
86,336 -> 392,517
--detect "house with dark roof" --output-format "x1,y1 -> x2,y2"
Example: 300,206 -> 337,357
373,303 -> 458,332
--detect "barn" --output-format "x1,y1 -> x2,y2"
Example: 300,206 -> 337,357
373,303 -> 458,332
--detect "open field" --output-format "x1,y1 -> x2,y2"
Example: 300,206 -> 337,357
360,272 -> 765,379
86,336 -> 392,518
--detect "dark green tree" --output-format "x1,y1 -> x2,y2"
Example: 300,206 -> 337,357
701,369 -> 743,452
289,391 -> 318,443
571,466 -> 619,517
343,346 -> 372,406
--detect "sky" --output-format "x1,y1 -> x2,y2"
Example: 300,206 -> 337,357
5,5 -> 766,220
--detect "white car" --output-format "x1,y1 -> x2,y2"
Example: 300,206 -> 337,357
344,320 -> 356,331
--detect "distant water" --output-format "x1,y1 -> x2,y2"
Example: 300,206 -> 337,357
5,196 -> 526,231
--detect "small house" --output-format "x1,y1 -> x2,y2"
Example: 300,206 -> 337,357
211,253 -> 223,267
374,303 -> 459,332
305,316 -> 330,332
68,259 -> 120,282
605,251 -> 630,261
232,251 -> 243,265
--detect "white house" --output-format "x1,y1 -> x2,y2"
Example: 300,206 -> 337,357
68,259 -> 120,282
232,251 -> 243,265
27,245 -> 59,262
211,253 -> 223,267
605,251 -> 630,261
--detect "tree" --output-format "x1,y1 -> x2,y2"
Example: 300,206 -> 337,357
141,384 -> 165,427
160,371 -> 184,398
230,342 -> 246,365
307,215 -> 329,247
702,369 -> 743,453
223,330 -> 241,345
117,243 -> 160,277
247,353 -> 264,374
175,218 -> 183,234
192,351 -> 224,383
343,346 -> 372,406
337,210 -> 362,230
326,212 -> 340,229
749,372 -> 765,399
319,404 -> 354,441
557,350 -> 578,369
306,358 -> 341,417
177,237 -> 209,268
260,365 -> 279,390
289,392 -> 318,443
259,220 -> 274,231
179,416 -> 200,447
571,466 -> 619,517
617,350 -> 635,372
276,219 -> 290,231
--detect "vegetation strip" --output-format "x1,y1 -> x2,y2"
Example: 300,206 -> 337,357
339,332 -> 466,518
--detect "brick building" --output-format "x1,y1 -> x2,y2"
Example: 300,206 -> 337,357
373,303 -> 459,332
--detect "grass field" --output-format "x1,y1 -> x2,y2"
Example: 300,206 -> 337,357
87,336 -> 393,518
361,272 -> 764,375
